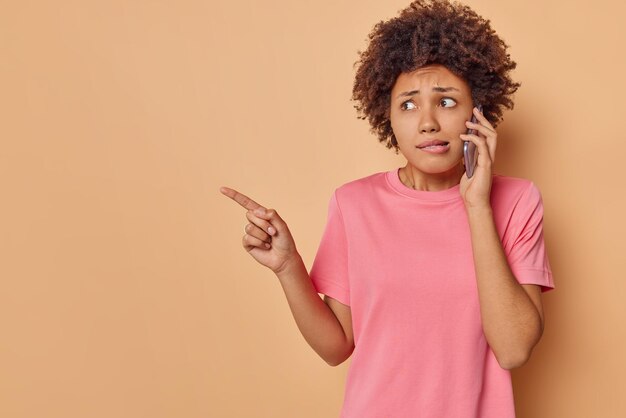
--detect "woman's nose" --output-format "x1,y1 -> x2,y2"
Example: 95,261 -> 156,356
419,110 -> 440,133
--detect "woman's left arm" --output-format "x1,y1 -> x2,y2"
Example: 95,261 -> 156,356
465,206 -> 544,370
460,107 -> 544,370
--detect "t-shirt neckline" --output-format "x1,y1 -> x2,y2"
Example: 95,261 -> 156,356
385,168 -> 463,202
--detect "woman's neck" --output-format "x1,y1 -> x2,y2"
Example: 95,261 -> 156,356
400,164 -> 464,192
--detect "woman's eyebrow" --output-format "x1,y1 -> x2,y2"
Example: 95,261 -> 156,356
396,86 -> 460,99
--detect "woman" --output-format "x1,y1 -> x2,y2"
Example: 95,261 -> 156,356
220,0 -> 554,416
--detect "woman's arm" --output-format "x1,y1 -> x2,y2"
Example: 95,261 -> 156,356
220,187 -> 352,366
459,107 -> 545,370
275,254 -> 355,367
466,206 -> 544,370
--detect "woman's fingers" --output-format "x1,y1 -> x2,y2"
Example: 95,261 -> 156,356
220,186 -> 266,213
469,107 -> 495,134
460,132 -> 492,167
465,121 -> 494,138
221,187 -> 298,274
242,233 -> 271,251
219,184 -> 293,254
466,108 -> 497,163
245,210 -> 272,243
250,207 -> 285,236
462,134 -> 495,164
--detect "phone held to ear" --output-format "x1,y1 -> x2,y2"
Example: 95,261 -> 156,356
463,104 -> 483,178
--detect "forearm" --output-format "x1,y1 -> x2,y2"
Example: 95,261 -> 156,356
466,205 -> 542,369
274,254 -> 352,366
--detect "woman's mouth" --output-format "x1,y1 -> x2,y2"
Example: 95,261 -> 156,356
416,140 -> 450,154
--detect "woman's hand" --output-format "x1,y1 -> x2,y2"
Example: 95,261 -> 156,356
459,107 -> 498,209
220,186 -> 300,275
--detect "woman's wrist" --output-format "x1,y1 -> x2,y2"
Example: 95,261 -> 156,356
465,203 -> 493,218
274,252 -> 304,278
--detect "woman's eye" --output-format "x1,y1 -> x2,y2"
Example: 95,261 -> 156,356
401,101 -> 416,111
440,98 -> 457,107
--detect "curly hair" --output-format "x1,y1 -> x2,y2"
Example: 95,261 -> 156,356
351,0 -> 521,153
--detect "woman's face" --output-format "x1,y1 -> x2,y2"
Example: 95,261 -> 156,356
389,64 -> 475,180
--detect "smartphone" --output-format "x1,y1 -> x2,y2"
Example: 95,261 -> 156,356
463,104 -> 483,178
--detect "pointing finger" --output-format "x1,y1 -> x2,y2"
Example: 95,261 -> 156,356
219,186 -> 265,212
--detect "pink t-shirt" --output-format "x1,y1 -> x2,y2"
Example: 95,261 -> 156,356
309,168 -> 554,418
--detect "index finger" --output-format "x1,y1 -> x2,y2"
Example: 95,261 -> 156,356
473,106 -> 495,131
219,186 -> 265,211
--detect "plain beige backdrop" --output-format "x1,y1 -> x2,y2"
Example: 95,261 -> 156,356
1,0 -> 625,417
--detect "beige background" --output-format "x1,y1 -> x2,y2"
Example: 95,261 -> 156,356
1,0 -> 624,417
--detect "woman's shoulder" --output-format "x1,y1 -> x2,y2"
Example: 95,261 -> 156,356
492,174 -> 538,191
491,174 -> 544,207
493,173 -> 532,187
334,170 -> 388,193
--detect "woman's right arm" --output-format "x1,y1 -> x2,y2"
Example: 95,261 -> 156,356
220,186 -> 353,366
275,254 -> 354,367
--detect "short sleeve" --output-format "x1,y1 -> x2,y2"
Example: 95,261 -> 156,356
507,182 -> 555,292
309,190 -> 350,306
